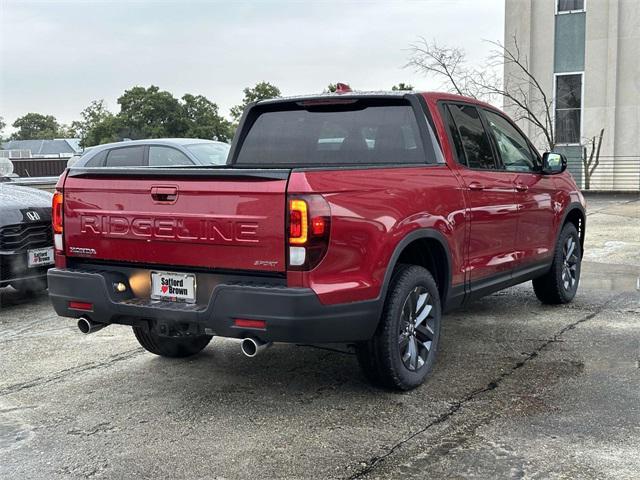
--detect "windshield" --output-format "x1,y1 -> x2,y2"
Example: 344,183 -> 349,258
234,100 -> 429,166
186,142 -> 230,165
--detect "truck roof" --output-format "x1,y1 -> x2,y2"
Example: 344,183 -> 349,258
256,90 -> 496,111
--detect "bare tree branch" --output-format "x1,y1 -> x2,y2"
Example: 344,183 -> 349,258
406,36 -> 556,150
406,37 -> 475,98
582,129 -> 604,189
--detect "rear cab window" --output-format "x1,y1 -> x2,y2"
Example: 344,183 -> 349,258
233,98 -> 436,167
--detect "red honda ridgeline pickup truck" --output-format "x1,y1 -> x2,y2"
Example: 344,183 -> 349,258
48,91 -> 585,390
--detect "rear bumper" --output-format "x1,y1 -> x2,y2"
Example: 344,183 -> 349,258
47,268 -> 380,343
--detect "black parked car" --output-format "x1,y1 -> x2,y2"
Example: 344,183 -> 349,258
0,178 -> 54,293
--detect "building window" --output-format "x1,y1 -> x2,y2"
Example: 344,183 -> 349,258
555,73 -> 583,145
557,0 -> 585,14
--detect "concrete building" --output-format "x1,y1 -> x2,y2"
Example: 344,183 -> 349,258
504,0 -> 639,190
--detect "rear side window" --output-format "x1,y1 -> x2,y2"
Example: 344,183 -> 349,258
442,106 -> 466,165
149,146 -> 193,166
235,101 -> 428,166
446,104 -> 496,169
105,146 -> 145,167
85,149 -> 107,167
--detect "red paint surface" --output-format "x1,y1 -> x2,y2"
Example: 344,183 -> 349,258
286,166 -> 467,304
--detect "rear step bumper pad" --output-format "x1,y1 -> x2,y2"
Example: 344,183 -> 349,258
47,268 -> 380,343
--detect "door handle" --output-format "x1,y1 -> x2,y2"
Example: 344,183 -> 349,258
151,186 -> 178,203
515,183 -> 529,192
468,182 -> 485,191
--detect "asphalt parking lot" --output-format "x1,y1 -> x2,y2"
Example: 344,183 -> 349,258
1,194 -> 638,480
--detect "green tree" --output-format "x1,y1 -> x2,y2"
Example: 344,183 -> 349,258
181,94 -> 233,142
82,86 -> 232,147
116,85 -> 187,139
391,83 -> 414,91
83,115 -> 123,147
0,116 -> 5,143
58,124 -> 79,138
230,82 -> 281,121
72,100 -> 114,147
11,113 -> 60,140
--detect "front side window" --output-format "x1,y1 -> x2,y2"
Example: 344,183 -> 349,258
557,0 -> 585,13
235,101 -> 429,166
446,104 -> 496,169
149,146 -> 193,166
105,146 -> 145,167
483,110 -> 538,172
555,73 -> 583,144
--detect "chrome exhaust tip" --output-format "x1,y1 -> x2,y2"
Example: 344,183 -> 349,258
240,337 -> 272,358
77,317 -> 106,335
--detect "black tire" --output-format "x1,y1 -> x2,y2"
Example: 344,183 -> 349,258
533,223 -> 581,304
11,277 -> 48,294
356,264 -> 442,391
133,327 -> 212,358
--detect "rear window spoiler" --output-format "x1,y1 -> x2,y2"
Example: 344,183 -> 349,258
67,166 -> 291,180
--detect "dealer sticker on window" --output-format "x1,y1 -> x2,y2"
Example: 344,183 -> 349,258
27,247 -> 54,268
151,271 -> 196,303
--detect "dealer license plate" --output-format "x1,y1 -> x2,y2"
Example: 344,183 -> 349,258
151,271 -> 196,303
27,247 -> 54,268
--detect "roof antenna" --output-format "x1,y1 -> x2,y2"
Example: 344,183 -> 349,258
335,83 -> 352,94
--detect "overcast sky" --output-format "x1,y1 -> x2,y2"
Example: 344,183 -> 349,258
0,0 -> 504,132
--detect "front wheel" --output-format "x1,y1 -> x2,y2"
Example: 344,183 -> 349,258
356,264 -> 442,391
533,223 -> 582,304
133,327 -> 212,358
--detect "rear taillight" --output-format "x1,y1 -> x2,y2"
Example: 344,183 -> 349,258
289,199 -> 308,245
52,191 -> 64,252
287,195 -> 331,270
52,191 -> 63,233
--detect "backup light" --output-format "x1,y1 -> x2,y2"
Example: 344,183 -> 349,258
289,246 -> 306,266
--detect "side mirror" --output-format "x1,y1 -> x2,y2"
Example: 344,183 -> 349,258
541,152 -> 567,175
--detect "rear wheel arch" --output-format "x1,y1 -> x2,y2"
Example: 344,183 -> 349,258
380,229 -> 452,306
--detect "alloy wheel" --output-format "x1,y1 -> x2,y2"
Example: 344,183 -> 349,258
562,236 -> 579,291
398,286 -> 436,371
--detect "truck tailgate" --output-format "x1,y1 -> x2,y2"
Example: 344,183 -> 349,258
62,169 -> 289,272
